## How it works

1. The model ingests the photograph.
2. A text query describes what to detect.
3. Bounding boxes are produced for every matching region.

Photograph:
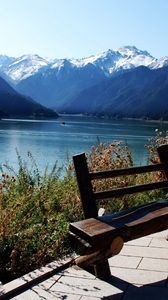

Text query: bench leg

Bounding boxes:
[94,259,111,280]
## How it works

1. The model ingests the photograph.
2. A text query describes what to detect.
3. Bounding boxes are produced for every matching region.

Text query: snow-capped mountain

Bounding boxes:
[1,54,50,82]
[0,46,168,113]
[0,46,166,84]
[70,46,156,76]
[0,55,15,68]
[69,49,122,76]
[149,56,168,69]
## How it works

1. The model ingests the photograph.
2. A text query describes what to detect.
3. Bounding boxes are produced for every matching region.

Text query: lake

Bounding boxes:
[0,116,167,173]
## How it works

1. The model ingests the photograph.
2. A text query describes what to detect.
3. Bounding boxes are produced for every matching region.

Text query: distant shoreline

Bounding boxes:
[123,117,168,124]
[58,113,168,124]
[2,113,168,125]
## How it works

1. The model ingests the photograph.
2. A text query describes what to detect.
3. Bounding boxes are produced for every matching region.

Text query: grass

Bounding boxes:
[0,132,167,283]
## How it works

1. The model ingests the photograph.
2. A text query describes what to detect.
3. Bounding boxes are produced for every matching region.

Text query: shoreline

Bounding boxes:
[59,113,168,124]
[2,114,168,125]
[123,117,168,124]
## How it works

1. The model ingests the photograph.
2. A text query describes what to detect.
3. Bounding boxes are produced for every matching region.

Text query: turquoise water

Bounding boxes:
[0,116,167,172]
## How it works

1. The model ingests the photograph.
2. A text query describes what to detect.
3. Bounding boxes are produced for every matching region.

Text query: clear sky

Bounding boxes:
[0,0,167,59]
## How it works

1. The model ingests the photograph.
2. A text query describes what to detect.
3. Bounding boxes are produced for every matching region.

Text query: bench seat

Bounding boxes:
[70,200,168,253]
[70,145,168,279]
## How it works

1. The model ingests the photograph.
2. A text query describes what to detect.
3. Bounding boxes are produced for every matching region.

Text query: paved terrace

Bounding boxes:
[0,229,168,300]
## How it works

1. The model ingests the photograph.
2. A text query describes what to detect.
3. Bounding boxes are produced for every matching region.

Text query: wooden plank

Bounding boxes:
[99,200,168,221]
[94,180,168,200]
[127,206,168,226]
[89,163,165,180]
[99,201,168,225]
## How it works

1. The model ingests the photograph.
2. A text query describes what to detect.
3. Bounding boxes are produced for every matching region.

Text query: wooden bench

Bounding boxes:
[69,144,168,279]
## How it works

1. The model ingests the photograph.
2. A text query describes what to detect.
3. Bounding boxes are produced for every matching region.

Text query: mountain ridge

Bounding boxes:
[62,66,168,120]
[0,46,167,83]
[0,46,168,119]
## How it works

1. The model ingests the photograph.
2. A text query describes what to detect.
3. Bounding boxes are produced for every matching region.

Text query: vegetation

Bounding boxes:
[0,131,167,283]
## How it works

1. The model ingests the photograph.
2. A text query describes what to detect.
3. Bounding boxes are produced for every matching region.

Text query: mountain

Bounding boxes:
[79,46,155,76]
[0,46,168,118]
[62,66,168,120]
[0,46,157,81]
[16,59,105,109]
[0,46,167,111]
[0,76,58,118]
[0,54,49,83]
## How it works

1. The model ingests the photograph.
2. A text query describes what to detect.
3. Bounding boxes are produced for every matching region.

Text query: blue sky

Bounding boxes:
[0,0,167,59]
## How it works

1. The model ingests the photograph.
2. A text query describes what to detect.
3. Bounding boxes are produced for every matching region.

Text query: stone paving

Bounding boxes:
[0,229,168,300]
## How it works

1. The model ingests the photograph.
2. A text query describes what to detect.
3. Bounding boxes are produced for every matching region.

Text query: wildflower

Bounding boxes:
[11,176,16,182]
[28,185,32,191]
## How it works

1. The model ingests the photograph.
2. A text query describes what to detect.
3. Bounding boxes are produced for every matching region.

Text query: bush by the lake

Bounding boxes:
[0,133,167,283]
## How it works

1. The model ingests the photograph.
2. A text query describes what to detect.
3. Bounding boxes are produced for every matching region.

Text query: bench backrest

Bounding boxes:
[73,144,168,218]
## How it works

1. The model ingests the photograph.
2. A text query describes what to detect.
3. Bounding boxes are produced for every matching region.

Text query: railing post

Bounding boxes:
[73,153,98,218]
[157,144,168,179]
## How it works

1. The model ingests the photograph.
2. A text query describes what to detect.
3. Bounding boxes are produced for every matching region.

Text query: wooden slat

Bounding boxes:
[94,180,168,200]
[89,163,165,180]
[99,200,168,225]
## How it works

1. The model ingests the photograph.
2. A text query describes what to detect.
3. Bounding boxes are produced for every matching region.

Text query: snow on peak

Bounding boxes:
[0,55,15,68]
[68,49,122,76]
[149,56,168,69]
[69,46,156,76]
[0,46,168,83]
[118,45,152,58]
[72,46,155,76]
[5,54,50,81]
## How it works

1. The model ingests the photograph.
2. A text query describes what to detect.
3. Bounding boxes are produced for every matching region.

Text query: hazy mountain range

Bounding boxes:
[0,46,168,119]
[64,66,168,119]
